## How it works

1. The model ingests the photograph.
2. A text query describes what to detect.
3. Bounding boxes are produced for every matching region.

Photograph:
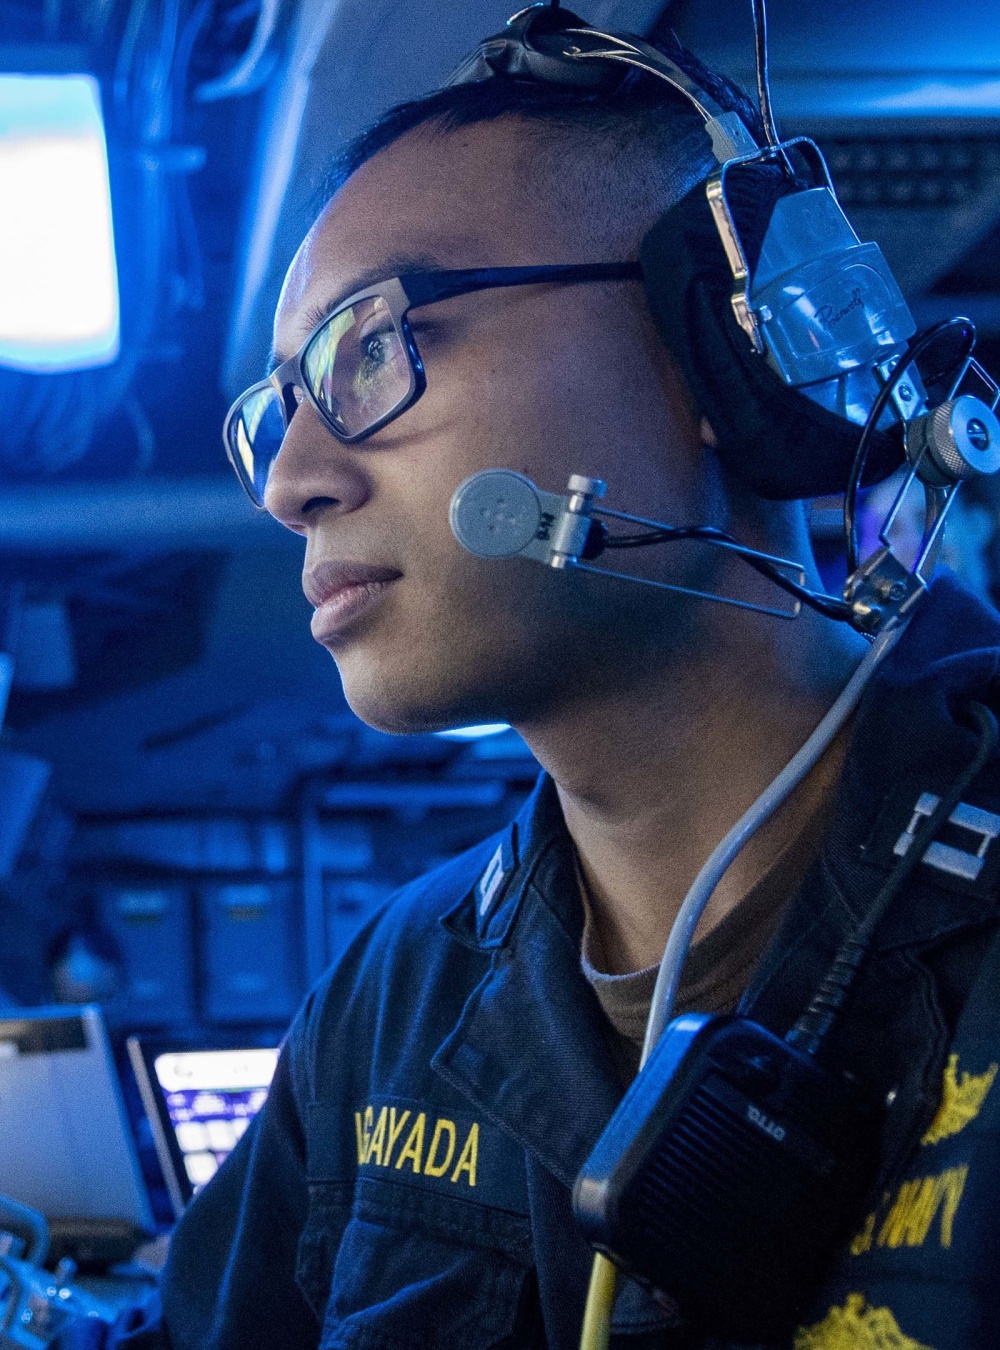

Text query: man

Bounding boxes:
[91,18,1000,1350]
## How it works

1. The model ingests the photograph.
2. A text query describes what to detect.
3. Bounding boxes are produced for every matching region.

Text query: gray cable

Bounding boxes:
[639,619,907,1068]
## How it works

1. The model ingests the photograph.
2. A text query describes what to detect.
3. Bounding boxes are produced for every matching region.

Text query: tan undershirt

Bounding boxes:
[578,791,834,1079]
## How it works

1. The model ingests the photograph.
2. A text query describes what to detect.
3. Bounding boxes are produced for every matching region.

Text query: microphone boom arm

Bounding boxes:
[449,469,851,623]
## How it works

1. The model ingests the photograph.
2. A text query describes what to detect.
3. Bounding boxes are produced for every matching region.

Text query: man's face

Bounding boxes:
[266,119,712,733]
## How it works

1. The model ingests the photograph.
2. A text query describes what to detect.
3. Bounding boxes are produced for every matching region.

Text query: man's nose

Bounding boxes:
[263,400,370,530]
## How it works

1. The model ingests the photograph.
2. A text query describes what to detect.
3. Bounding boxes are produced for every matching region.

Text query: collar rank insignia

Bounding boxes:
[893,792,1000,884]
[477,844,506,918]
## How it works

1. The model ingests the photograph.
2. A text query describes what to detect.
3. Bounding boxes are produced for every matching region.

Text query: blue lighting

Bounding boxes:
[0,74,120,373]
[435,723,511,741]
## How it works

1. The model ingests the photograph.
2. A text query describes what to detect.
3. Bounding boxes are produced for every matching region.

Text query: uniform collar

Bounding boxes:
[445,574,1000,955]
[435,776,622,1187]
[820,573,1000,948]
[439,773,578,952]
[436,791,671,1335]
[744,574,1000,1031]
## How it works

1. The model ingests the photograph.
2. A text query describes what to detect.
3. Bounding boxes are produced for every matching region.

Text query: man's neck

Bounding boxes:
[514,599,867,974]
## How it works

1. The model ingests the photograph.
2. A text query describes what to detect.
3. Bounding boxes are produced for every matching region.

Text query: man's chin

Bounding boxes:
[338,671,502,738]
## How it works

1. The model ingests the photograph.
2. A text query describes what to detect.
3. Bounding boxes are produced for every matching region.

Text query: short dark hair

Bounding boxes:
[322,21,763,206]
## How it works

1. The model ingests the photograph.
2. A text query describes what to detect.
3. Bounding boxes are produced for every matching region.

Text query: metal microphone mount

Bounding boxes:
[845,363,1000,633]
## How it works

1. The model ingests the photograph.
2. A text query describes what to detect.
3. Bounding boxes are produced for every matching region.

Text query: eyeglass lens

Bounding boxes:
[228,294,412,505]
[303,295,410,437]
[230,385,284,505]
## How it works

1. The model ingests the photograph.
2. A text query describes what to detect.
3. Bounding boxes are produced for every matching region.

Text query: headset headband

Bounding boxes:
[443,4,923,500]
[446,5,759,164]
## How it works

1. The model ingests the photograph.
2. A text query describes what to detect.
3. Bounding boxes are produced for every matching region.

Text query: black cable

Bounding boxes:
[751,0,779,150]
[749,0,801,187]
[843,318,977,576]
[602,524,855,621]
[788,700,999,1056]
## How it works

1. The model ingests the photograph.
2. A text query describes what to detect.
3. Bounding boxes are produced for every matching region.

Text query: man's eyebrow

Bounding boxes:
[268,251,445,373]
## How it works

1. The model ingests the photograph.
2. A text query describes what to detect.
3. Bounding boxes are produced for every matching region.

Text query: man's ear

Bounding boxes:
[699,417,717,449]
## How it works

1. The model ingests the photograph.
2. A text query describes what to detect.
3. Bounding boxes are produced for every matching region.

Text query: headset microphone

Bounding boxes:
[450,469,848,622]
[448,469,574,561]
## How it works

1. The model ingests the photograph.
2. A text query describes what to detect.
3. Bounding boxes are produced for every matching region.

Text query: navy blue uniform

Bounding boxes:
[84,576,1000,1349]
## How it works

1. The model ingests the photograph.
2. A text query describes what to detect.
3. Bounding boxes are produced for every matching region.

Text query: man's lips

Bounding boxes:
[304,561,402,643]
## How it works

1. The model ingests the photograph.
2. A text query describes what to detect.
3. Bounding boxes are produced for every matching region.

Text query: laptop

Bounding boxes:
[127,1038,279,1217]
[0,1006,154,1261]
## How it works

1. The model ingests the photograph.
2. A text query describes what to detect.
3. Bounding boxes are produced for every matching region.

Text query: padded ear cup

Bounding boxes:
[640,183,905,501]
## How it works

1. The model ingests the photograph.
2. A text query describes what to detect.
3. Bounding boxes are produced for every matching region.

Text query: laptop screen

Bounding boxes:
[128,1041,278,1214]
[0,1007,153,1233]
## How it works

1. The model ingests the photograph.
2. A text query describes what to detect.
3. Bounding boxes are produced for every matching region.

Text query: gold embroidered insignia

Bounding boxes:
[922,1053,998,1146]
[794,1293,934,1350]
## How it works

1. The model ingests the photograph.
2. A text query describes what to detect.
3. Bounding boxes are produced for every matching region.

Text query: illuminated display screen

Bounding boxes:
[0,73,120,372]
[153,1048,278,1191]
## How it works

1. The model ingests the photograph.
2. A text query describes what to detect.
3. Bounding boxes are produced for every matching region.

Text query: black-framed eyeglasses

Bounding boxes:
[223,262,643,508]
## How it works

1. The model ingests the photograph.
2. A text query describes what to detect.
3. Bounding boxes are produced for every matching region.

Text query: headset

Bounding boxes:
[442,5,1000,1346]
[446,0,1000,637]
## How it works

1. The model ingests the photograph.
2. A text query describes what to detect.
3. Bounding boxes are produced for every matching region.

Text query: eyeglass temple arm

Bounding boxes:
[399,261,643,307]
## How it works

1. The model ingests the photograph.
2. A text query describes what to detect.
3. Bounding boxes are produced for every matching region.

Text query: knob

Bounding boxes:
[907,395,1000,486]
